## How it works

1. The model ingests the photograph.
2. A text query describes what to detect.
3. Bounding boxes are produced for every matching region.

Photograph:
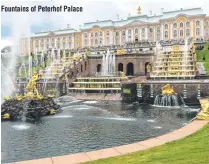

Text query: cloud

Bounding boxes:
[1,0,209,39]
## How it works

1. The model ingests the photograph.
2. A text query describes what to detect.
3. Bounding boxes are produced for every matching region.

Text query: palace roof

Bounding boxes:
[32,28,77,38]
[80,7,205,30]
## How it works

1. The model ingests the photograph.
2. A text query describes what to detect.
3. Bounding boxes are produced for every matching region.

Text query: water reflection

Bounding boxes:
[1,100,199,163]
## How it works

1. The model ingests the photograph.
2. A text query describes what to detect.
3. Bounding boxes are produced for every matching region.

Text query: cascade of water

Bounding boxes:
[101,49,115,76]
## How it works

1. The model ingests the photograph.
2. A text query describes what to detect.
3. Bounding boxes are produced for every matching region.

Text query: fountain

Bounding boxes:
[102,49,115,76]
[1,72,62,122]
[154,84,185,107]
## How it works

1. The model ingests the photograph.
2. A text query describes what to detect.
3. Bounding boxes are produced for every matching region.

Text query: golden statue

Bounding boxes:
[146,64,151,72]
[25,72,43,100]
[161,84,176,96]
[197,100,209,120]
[137,6,141,15]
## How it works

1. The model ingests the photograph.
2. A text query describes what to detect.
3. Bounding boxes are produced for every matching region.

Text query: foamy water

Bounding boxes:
[147,119,155,123]
[154,126,162,129]
[106,117,136,121]
[49,115,73,118]
[12,124,30,130]
[83,101,97,104]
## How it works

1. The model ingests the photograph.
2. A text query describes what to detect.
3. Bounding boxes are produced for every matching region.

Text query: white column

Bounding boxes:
[170,23,173,39]
[125,29,128,42]
[161,23,164,40]
[201,19,204,38]
[145,27,148,40]
[88,33,91,47]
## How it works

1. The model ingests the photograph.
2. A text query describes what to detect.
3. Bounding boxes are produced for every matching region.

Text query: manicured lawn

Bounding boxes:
[196,43,209,75]
[84,123,209,164]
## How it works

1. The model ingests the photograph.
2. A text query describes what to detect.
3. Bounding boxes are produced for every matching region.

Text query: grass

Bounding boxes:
[84,123,209,164]
[196,43,209,75]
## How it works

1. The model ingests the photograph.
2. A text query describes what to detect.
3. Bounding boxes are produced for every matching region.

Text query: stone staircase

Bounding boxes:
[150,45,196,80]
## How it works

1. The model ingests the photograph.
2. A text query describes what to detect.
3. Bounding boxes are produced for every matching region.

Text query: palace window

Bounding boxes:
[116,38,119,45]
[122,31,126,36]
[91,39,93,46]
[186,21,190,28]
[106,31,109,36]
[196,20,200,26]
[180,30,184,37]
[135,28,138,34]
[84,33,87,38]
[100,38,103,45]
[116,31,119,36]
[164,31,168,39]
[173,23,177,28]
[63,42,66,49]
[180,22,184,28]
[128,29,131,36]
[69,36,72,40]
[205,22,209,26]
[173,30,177,38]
[95,32,98,37]
[164,24,168,30]
[84,39,87,46]
[100,31,103,37]
[106,37,109,45]
[63,37,66,41]
[57,43,60,49]
[91,33,94,37]
[52,38,55,42]
[196,28,200,36]
[141,28,145,37]
[57,37,60,42]
[186,29,190,37]
[69,42,71,48]
[205,29,209,36]
[95,39,98,45]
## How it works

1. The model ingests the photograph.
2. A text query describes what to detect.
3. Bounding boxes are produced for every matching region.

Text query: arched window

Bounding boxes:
[157,27,160,33]
[186,21,190,28]
[173,30,177,38]
[95,32,98,37]
[205,22,208,26]
[196,28,200,36]
[84,33,87,38]
[116,31,119,36]
[95,39,98,45]
[205,29,209,36]
[135,28,138,34]
[180,30,184,37]
[165,31,168,38]
[128,29,131,36]
[100,31,103,37]
[180,22,184,28]
[116,38,119,45]
[196,20,200,26]
[106,37,109,45]
[91,39,93,46]
[106,31,109,36]
[122,31,126,36]
[84,39,87,46]
[164,24,168,30]
[91,33,93,37]
[173,23,177,28]
[141,28,145,37]
[186,29,190,37]
[157,27,161,40]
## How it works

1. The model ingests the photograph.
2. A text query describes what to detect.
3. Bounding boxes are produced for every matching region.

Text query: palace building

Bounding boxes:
[20,7,209,55]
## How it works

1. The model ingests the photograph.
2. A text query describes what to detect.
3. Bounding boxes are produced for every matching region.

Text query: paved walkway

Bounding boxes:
[8,119,208,164]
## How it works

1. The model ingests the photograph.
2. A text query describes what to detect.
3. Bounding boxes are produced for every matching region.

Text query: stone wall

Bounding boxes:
[122,82,209,105]
[87,54,153,76]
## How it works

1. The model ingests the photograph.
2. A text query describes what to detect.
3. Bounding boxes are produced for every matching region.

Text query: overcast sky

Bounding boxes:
[1,0,209,48]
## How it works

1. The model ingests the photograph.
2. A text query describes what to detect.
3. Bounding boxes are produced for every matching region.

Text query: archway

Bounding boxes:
[126,62,134,76]
[145,62,151,75]
[81,65,83,72]
[97,64,101,72]
[85,61,87,70]
[118,63,123,72]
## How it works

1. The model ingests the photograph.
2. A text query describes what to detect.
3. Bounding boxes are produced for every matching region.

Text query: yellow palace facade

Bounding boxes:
[20,7,209,55]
